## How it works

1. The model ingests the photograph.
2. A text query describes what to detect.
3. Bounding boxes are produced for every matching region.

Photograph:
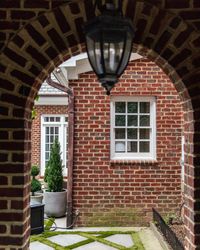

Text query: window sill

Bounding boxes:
[110,159,158,165]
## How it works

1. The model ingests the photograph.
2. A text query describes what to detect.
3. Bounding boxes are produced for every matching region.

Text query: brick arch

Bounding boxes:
[0,0,93,115]
[126,1,197,104]
[1,0,199,108]
[1,0,198,114]
[0,0,200,249]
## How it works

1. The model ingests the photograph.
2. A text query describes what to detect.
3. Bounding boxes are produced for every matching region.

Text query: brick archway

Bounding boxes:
[0,0,200,249]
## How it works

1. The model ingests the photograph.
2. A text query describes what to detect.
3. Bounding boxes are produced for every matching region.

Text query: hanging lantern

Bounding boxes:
[84,1,135,95]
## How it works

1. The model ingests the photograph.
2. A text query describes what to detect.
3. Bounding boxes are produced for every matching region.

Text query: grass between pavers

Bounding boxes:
[44,217,56,230]
[31,218,144,249]
[31,230,145,249]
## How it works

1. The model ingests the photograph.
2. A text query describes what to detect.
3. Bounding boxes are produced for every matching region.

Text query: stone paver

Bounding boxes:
[30,217,165,250]
[56,226,142,232]
[30,241,54,250]
[105,234,134,247]
[139,228,164,250]
[48,234,87,246]
[73,241,117,250]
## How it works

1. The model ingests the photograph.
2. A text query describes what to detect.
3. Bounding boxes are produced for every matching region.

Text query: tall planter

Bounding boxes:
[44,190,67,217]
[44,138,67,217]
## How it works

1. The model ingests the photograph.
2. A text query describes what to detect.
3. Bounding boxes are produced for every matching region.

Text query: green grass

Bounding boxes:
[44,217,55,230]
[30,218,145,249]
[31,230,144,249]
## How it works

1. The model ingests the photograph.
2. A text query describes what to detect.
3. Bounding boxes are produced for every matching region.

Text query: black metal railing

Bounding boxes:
[152,208,184,250]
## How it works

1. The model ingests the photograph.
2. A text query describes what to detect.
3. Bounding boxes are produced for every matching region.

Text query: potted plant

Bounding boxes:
[43,138,67,217]
[30,165,43,205]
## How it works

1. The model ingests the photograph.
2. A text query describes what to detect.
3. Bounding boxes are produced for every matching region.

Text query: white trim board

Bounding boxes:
[35,96,68,106]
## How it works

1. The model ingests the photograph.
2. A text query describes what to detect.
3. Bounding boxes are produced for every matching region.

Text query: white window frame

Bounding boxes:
[41,115,68,176]
[110,96,156,160]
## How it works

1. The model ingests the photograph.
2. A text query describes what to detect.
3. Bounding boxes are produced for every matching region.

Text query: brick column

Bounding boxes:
[0,114,31,249]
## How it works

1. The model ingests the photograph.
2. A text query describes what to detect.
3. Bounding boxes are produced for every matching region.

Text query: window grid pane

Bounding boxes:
[114,101,151,154]
[127,141,137,152]
[128,102,138,113]
[139,141,150,152]
[128,115,138,126]
[115,102,126,113]
[140,102,150,113]
[115,128,126,139]
[127,128,137,139]
[140,115,150,126]
[139,128,150,139]
[115,141,125,152]
[115,115,126,126]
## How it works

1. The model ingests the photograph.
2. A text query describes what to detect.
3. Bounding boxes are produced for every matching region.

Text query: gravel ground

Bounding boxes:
[169,224,185,247]
[157,223,185,250]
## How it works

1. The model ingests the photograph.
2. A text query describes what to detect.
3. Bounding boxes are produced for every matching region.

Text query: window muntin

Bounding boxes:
[111,97,156,160]
[41,115,68,176]
[44,116,61,122]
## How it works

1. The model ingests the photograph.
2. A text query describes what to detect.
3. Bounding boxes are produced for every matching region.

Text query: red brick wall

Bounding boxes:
[1,0,200,52]
[69,58,183,226]
[31,105,68,168]
[0,1,199,248]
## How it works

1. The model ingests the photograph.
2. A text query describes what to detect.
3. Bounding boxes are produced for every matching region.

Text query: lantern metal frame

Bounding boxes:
[84,0,135,95]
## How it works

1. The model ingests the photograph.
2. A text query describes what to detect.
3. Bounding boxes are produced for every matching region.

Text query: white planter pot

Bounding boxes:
[44,190,67,217]
[30,193,43,205]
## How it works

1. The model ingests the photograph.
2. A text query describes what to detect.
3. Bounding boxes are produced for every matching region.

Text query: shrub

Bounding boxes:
[31,178,42,195]
[44,161,49,183]
[31,165,40,177]
[44,138,63,192]
[31,165,41,196]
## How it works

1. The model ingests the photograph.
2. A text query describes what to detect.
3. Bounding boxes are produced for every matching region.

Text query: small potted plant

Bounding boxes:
[44,138,67,217]
[30,165,43,205]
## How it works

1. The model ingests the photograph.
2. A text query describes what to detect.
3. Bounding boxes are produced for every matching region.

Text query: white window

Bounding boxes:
[41,115,68,176]
[110,96,156,160]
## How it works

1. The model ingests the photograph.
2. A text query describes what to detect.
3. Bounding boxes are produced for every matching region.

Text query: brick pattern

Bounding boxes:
[0,0,199,249]
[0,0,200,52]
[69,59,183,226]
[31,105,68,167]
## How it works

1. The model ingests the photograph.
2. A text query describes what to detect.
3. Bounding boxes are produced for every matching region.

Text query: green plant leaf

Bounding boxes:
[45,138,64,192]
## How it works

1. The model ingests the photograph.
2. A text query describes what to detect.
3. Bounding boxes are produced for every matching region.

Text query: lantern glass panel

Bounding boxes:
[118,32,133,75]
[103,30,124,74]
[87,35,103,75]
[94,40,103,74]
